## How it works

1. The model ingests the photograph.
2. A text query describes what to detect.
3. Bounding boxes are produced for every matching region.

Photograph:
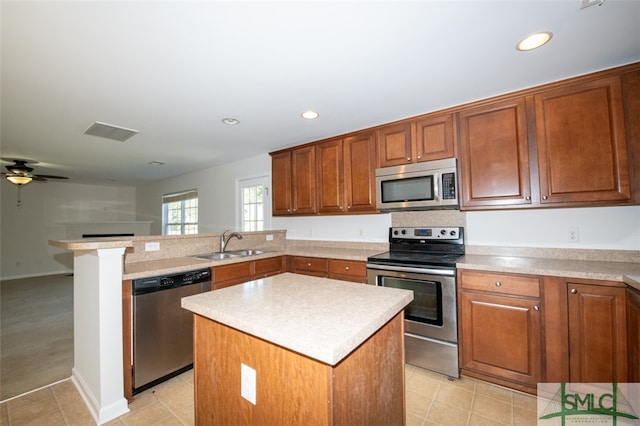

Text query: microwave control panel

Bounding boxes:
[441,172,456,200]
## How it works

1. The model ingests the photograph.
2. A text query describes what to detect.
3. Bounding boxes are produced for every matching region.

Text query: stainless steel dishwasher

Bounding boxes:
[132,268,211,393]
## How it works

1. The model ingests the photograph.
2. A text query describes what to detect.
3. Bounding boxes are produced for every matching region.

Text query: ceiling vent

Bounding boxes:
[84,121,139,142]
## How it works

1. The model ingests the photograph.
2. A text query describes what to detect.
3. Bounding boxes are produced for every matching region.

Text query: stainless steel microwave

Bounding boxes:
[375,158,459,211]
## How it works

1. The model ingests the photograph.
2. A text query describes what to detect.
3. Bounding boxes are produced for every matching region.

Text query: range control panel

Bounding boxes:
[390,227,461,240]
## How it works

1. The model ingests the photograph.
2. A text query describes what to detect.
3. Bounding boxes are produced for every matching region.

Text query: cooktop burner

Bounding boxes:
[367,226,465,268]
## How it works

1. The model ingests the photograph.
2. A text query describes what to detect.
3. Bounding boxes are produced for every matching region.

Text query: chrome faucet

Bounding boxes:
[220,230,243,252]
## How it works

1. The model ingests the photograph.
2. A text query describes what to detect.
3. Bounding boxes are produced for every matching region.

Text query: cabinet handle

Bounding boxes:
[347,205,351,209]
[495,281,502,287]
[406,157,411,161]
[345,266,350,271]
[534,305,540,311]
[570,288,577,294]
[525,196,531,201]
[417,155,421,160]
[307,263,311,267]
[542,195,548,200]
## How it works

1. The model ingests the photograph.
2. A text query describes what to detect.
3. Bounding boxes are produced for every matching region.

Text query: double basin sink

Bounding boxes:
[193,249,266,261]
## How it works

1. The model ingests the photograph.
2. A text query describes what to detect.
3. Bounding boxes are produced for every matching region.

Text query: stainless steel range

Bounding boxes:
[367,226,464,378]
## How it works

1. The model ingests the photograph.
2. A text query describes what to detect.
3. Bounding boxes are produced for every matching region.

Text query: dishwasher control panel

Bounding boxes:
[133,268,211,295]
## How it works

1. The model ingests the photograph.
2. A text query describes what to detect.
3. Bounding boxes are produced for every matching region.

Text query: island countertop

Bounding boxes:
[181,273,413,366]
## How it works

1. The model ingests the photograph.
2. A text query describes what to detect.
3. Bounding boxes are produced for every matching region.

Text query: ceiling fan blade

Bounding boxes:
[35,174,68,179]
[31,175,48,181]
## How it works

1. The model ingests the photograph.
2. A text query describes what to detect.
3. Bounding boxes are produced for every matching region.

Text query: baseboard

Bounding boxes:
[0,269,73,281]
[71,368,129,425]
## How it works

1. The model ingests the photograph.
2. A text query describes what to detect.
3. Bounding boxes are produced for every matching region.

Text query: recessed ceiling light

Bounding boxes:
[516,31,553,51]
[222,117,240,125]
[148,160,165,166]
[301,110,319,120]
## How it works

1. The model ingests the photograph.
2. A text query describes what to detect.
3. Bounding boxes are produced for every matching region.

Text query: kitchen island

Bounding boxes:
[181,273,413,425]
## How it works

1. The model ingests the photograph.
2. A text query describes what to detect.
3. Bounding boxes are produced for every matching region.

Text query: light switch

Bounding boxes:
[241,363,256,405]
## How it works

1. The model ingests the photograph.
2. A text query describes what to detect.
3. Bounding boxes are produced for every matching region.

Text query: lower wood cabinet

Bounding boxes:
[566,281,628,383]
[287,256,329,278]
[458,270,542,393]
[628,287,640,382]
[193,312,405,425]
[328,259,367,283]
[213,257,285,290]
[287,256,367,283]
[543,277,629,383]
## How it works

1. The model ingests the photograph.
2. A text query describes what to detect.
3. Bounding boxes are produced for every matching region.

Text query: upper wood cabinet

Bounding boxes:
[377,113,456,168]
[459,72,635,210]
[275,131,377,216]
[271,146,316,215]
[534,76,631,204]
[376,122,413,167]
[458,97,532,208]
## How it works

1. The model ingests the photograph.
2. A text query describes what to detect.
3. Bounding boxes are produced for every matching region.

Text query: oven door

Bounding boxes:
[367,264,458,343]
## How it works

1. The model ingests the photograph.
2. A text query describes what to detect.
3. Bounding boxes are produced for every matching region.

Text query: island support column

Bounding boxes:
[71,248,129,425]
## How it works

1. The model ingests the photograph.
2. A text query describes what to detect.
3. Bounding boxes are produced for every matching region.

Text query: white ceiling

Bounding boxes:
[2,0,639,186]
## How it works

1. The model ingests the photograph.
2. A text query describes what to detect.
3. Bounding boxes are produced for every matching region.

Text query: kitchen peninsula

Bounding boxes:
[181,273,413,425]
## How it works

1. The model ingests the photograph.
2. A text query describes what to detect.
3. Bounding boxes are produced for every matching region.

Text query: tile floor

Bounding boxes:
[0,365,538,425]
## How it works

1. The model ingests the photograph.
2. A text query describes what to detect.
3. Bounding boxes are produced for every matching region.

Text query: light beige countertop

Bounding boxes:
[458,254,640,291]
[122,247,383,280]
[181,272,413,365]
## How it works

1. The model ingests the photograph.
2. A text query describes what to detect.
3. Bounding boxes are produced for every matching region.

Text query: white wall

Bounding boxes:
[466,206,640,250]
[136,154,272,235]
[136,153,640,251]
[1,180,137,279]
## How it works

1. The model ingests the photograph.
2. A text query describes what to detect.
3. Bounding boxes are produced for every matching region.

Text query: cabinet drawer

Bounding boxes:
[289,256,328,275]
[460,270,540,298]
[254,256,284,278]
[328,259,367,279]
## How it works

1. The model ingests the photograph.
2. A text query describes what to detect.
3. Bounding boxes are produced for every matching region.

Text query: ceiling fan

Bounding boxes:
[2,159,69,186]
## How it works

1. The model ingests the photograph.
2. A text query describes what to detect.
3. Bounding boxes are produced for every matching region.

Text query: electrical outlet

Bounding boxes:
[241,363,256,405]
[568,227,580,242]
[145,241,160,251]
[265,234,273,241]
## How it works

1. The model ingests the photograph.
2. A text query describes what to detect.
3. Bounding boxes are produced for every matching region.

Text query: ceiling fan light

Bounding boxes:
[6,175,33,185]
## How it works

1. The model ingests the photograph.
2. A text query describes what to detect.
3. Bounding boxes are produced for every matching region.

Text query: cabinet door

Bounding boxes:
[343,132,377,213]
[213,261,253,290]
[459,290,541,388]
[628,288,640,383]
[534,76,630,204]
[377,122,413,167]
[291,146,317,214]
[271,151,292,215]
[413,113,456,162]
[567,282,627,382]
[316,139,344,214]
[458,97,532,208]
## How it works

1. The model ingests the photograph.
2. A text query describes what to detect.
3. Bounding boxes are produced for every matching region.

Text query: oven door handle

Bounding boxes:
[366,263,455,276]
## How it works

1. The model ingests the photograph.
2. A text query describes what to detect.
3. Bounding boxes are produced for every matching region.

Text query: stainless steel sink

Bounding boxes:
[193,252,241,261]
[193,249,266,261]
[227,249,265,256]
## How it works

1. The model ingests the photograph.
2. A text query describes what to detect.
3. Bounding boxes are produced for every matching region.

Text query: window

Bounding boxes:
[162,189,198,235]
[237,176,270,232]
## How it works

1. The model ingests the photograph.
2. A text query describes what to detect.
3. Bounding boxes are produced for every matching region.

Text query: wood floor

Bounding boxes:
[0,274,74,401]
